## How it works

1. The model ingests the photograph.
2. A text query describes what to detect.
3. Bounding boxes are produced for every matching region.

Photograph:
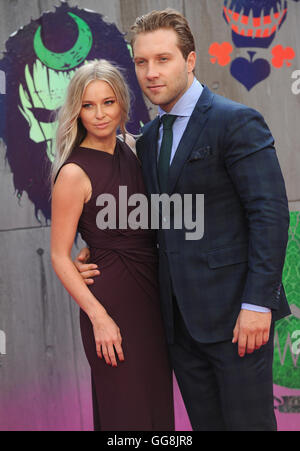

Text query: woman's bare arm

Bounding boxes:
[51,163,124,366]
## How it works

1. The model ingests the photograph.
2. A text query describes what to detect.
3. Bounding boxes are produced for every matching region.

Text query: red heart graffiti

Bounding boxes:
[272,45,295,68]
[209,42,233,66]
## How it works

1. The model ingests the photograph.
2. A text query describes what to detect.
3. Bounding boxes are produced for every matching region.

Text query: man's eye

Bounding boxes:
[159,57,168,62]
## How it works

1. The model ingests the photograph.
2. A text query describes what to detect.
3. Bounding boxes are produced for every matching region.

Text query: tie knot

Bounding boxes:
[161,114,177,130]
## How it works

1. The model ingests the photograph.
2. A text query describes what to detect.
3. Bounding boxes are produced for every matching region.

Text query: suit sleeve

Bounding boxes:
[223,107,289,311]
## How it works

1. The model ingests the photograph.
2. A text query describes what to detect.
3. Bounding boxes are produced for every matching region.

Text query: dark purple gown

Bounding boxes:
[62,138,174,431]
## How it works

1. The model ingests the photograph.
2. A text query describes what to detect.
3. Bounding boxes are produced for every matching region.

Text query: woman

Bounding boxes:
[51,60,174,431]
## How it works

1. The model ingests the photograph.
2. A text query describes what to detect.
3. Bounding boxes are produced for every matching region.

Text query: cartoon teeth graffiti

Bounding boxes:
[223,0,288,48]
[0,3,150,221]
[209,0,298,90]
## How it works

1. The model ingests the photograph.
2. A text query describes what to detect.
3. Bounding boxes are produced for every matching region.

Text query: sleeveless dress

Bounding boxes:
[62,138,174,431]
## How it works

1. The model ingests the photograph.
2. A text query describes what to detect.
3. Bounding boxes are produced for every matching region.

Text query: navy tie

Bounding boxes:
[158,114,177,193]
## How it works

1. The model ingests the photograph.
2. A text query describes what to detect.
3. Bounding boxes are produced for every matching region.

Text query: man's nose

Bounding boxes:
[146,63,159,80]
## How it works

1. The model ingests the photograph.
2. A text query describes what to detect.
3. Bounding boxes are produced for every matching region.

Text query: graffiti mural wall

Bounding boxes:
[209,0,299,90]
[0,2,149,221]
[274,211,300,426]
[207,0,300,430]
[0,0,299,431]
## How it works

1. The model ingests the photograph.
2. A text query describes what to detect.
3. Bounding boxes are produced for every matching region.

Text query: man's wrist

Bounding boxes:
[241,302,271,313]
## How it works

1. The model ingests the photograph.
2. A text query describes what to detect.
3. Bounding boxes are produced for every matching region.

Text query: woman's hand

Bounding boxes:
[90,307,124,367]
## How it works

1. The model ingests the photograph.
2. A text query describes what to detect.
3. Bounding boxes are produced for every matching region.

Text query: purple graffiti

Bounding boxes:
[0,3,150,221]
[231,51,271,90]
[223,0,288,48]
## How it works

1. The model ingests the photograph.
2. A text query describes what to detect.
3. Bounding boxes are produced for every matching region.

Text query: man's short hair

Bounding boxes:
[130,8,195,60]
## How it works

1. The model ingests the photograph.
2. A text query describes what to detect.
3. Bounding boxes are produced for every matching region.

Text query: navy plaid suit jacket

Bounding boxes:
[136,86,291,344]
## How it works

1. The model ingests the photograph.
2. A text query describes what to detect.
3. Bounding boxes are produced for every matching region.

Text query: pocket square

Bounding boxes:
[188,146,213,162]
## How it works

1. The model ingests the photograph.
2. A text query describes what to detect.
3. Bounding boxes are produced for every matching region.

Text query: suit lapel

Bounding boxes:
[168,86,214,194]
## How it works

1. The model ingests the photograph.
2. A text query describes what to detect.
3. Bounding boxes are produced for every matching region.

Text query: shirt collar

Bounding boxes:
[158,77,203,118]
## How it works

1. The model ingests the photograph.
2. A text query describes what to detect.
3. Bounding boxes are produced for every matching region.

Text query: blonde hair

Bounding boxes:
[130,9,195,60]
[51,59,131,187]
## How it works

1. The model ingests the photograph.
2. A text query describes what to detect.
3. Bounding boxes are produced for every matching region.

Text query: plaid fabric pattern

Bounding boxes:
[169,299,277,431]
[137,86,290,344]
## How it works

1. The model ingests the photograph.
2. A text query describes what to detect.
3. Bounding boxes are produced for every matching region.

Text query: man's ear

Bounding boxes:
[187,51,196,73]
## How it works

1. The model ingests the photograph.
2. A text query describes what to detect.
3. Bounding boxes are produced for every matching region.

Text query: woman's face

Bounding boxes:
[79,79,122,142]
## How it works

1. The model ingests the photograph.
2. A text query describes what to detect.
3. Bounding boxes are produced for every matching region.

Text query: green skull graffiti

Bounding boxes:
[18,12,92,162]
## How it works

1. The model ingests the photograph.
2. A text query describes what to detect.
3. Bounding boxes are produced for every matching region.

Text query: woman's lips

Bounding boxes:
[94,122,110,129]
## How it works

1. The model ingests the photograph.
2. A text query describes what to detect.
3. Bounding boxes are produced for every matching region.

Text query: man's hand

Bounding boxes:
[232,309,272,357]
[74,247,100,285]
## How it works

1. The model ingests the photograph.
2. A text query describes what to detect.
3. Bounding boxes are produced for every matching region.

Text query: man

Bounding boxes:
[76,9,290,431]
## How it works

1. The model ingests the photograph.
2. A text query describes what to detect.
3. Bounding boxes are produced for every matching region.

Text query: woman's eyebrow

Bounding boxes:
[82,96,116,102]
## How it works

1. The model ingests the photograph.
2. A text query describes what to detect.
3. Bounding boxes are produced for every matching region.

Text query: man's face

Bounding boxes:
[133,28,195,112]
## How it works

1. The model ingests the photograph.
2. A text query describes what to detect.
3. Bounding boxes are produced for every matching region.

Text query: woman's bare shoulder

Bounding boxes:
[56,162,89,183]
[53,162,91,202]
